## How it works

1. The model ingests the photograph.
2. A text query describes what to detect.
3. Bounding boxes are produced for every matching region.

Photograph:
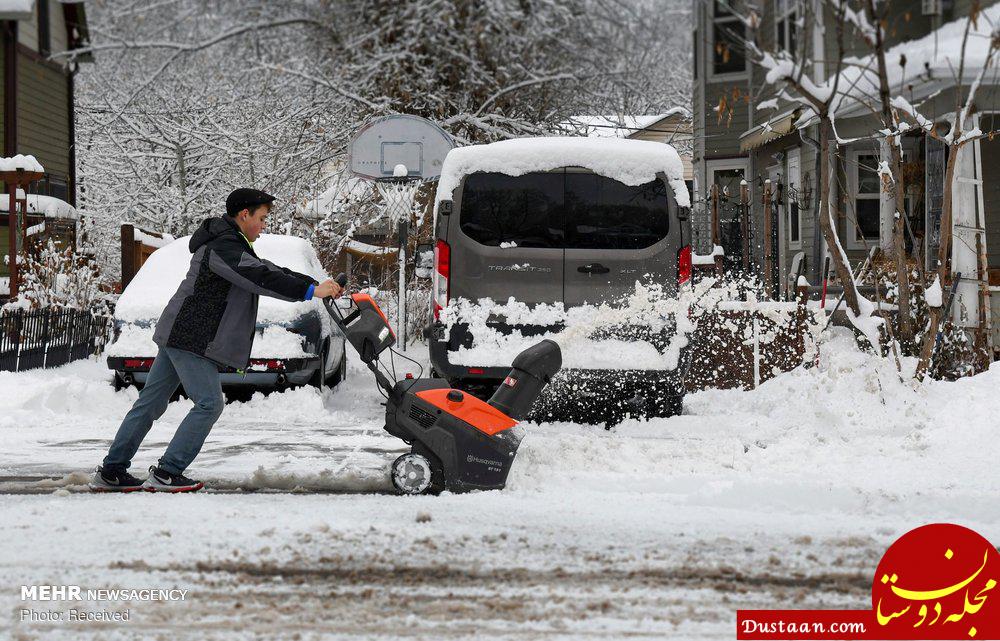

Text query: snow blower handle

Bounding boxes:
[322,273,350,324]
[323,272,397,366]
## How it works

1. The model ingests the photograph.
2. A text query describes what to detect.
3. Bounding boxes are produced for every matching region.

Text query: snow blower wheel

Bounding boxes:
[391,453,435,495]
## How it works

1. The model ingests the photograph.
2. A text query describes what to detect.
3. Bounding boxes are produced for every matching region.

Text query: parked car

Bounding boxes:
[106,234,346,391]
[425,137,692,423]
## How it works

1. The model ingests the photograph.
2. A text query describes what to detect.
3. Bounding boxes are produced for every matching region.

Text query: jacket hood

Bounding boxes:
[190,216,240,253]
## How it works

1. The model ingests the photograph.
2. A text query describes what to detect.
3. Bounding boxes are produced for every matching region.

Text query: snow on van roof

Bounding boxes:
[435,137,690,209]
[116,233,329,324]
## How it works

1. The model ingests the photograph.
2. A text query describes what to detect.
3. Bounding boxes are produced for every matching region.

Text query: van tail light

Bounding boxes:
[677,245,692,285]
[433,239,450,320]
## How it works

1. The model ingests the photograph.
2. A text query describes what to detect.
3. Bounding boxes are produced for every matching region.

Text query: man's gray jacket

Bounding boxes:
[152,216,317,369]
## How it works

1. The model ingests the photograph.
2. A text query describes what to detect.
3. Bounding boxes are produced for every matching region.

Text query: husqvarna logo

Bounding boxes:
[467,454,503,467]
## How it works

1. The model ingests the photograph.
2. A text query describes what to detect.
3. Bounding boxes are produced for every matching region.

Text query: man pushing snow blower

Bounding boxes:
[90,189,343,493]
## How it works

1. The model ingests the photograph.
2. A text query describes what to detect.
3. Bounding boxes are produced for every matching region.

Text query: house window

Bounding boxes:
[709,166,745,198]
[42,175,68,203]
[786,148,802,247]
[853,153,881,245]
[775,0,798,53]
[713,1,747,76]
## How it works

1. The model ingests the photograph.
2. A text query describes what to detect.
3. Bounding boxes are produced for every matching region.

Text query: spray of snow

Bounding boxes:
[443,282,697,371]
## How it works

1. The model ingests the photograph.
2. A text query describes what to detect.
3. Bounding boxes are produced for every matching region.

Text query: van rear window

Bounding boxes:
[458,173,564,248]
[564,173,669,250]
[458,171,668,250]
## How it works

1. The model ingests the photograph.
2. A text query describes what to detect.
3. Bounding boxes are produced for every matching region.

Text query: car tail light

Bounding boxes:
[677,245,692,285]
[433,239,450,320]
[123,358,154,369]
[468,367,485,375]
[249,359,284,371]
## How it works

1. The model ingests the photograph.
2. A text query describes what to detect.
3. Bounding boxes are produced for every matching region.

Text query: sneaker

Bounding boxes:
[142,465,204,493]
[89,466,145,493]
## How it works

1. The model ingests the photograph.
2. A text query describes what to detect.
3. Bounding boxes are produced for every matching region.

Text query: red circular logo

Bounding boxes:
[872,523,1000,639]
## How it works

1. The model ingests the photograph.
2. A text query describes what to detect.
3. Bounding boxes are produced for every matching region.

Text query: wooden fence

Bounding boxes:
[686,287,816,391]
[0,307,111,372]
[121,224,172,291]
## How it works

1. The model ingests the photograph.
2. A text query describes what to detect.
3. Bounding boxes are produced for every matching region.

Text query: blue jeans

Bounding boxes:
[103,346,225,475]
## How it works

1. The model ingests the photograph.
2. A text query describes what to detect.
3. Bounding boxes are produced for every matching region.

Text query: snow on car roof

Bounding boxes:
[435,136,690,210]
[115,233,329,323]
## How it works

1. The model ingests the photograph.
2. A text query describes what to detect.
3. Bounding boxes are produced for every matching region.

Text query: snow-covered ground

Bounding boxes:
[1,330,998,639]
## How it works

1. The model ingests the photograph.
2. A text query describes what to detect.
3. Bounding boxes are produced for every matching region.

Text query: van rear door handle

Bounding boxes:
[577,263,610,275]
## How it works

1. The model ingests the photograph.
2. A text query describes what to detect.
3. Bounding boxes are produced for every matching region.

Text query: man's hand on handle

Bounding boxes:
[314,279,344,299]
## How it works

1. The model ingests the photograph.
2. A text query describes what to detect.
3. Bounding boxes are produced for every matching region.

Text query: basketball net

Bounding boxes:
[375,179,420,225]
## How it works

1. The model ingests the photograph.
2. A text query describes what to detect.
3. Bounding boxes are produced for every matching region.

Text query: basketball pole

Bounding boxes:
[346,114,457,355]
[397,215,407,352]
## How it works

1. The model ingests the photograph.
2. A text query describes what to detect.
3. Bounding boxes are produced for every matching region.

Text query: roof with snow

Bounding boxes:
[299,174,373,220]
[564,110,691,139]
[837,3,1000,111]
[0,194,77,220]
[0,154,44,173]
[435,137,690,209]
[0,1,33,21]
[756,3,1000,129]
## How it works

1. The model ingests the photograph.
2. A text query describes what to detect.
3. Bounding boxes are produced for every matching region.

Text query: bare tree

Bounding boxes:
[69,0,691,276]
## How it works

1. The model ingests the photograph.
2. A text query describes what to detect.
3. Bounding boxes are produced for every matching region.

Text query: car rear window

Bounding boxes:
[459,171,669,250]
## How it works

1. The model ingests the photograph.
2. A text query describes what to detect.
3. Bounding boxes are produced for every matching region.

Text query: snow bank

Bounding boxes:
[115,233,330,325]
[436,137,690,209]
[507,326,1000,524]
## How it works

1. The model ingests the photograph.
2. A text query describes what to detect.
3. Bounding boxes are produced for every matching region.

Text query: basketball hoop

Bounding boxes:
[347,116,456,351]
[374,169,421,225]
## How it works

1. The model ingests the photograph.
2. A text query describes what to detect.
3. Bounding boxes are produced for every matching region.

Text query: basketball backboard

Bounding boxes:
[349,114,455,181]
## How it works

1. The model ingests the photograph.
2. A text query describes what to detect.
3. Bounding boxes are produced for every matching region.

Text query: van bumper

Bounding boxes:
[425,322,689,421]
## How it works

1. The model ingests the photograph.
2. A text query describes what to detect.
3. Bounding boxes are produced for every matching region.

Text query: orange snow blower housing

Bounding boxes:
[325,274,562,494]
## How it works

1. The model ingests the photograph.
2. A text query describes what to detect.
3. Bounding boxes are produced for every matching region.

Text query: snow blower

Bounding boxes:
[324,274,562,495]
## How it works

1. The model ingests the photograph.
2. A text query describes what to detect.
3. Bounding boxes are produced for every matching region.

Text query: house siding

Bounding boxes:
[16,3,37,51]
[15,51,70,180]
[0,43,4,154]
[693,0,975,282]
